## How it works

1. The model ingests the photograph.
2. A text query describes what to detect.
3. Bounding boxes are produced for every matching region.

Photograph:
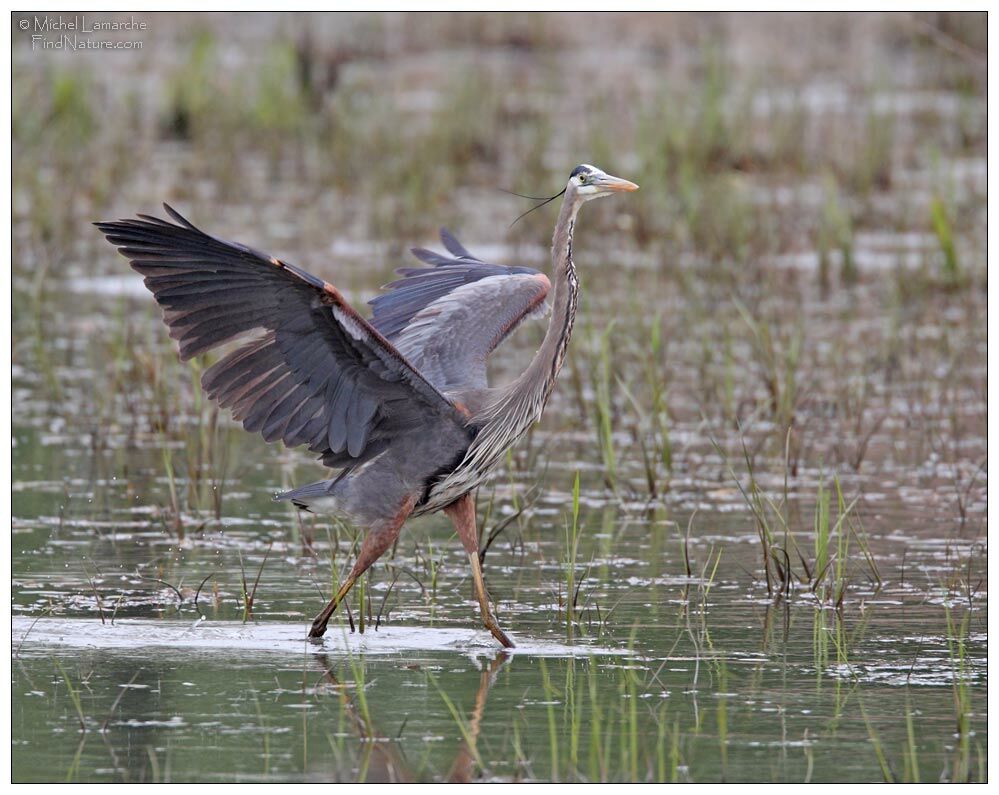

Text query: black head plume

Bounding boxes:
[502,187,566,228]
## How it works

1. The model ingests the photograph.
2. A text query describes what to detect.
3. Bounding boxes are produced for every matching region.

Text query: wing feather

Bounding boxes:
[97,206,472,468]
[368,229,551,392]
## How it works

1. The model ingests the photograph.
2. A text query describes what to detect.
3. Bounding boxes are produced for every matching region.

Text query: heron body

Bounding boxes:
[98,164,638,647]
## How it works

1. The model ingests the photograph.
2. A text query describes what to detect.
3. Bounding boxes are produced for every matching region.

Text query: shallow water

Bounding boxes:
[13,617,630,658]
[12,10,987,783]
[11,437,987,781]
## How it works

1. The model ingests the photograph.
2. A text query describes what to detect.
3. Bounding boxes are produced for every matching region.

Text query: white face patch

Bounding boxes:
[571,165,607,196]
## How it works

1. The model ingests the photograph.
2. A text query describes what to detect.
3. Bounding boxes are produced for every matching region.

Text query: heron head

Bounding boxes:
[508,164,639,226]
[567,164,639,202]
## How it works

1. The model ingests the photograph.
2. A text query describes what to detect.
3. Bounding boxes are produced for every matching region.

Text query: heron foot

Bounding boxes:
[308,576,357,641]
[467,552,515,648]
[482,615,515,648]
[308,620,329,640]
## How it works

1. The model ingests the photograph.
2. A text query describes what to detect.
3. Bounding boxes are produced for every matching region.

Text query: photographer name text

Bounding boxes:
[26,15,147,33]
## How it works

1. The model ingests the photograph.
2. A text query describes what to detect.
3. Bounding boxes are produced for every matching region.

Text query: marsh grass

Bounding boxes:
[429,672,483,770]
[859,672,979,785]
[809,476,868,605]
[733,298,804,441]
[848,109,895,196]
[903,694,920,783]
[944,606,973,782]
[410,535,444,624]
[343,652,376,781]
[510,653,755,783]
[615,313,673,497]
[238,543,272,622]
[53,659,87,733]
[586,321,620,492]
[860,700,896,783]
[533,658,652,783]
[538,659,560,781]
[161,30,217,141]
[929,194,961,287]
[251,691,272,776]
[817,177,856,289]
[723,429,878,607]
[725,438,792,598]
[562,472,583,638]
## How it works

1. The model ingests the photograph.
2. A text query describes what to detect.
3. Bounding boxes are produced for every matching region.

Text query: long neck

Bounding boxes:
[492,194,581,420]
[443,194,582,489]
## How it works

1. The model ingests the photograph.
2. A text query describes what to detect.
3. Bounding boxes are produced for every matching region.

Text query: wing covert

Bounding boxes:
[369,229,551,393]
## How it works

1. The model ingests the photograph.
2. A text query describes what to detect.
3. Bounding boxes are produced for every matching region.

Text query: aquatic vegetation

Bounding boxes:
[161,29,218,141]
[817,177,856,289]
[929,194,961,287]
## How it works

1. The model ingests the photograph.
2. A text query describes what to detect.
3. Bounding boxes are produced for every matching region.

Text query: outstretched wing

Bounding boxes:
[97,206,473,469]
[369,229,551,393]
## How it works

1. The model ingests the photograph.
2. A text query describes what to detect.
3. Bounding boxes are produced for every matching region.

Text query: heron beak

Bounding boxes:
[597,174,640,193]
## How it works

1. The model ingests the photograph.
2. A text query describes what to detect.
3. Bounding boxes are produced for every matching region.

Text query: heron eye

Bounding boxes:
[578,174,588,184]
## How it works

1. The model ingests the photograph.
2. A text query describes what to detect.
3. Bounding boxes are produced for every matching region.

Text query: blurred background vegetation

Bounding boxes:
[12,11,986,495]
[13,12,986,274]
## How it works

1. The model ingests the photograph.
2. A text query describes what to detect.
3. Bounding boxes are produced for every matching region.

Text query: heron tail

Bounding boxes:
[274,480,337,512]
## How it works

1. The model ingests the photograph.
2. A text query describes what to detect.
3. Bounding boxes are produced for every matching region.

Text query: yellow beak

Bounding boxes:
[598,174,640,192]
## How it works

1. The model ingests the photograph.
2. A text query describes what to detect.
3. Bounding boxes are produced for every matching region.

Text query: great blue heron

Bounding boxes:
[97,163,638,648]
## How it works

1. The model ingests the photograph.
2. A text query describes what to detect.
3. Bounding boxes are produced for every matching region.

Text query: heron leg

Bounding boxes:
[444,493,515,649]
[309,494,417,640]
